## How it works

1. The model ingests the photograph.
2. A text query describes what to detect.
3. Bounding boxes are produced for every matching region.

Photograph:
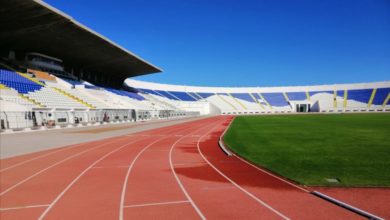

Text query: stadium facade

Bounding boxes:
[126,79,390,115]
[0,0,389,132]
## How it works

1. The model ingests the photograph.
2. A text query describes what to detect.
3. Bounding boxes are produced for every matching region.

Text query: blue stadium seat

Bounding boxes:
[188,92,200,100]
[122,90,145,101]
[197,92,214,99]
[0,69,43,94]
[138,88,163,96]
[337,90,344,98]
[251,93,261,100]
[155,90,179,100]
[262,93,289,107]
[231,93,255,102]
[372,88,390,105]
[106,88,145,101]
[348,89,372,104]
[286,92,307,101]
[168,91,197,101]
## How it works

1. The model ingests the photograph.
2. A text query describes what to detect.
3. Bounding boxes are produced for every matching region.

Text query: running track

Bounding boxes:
[0,116,363,219]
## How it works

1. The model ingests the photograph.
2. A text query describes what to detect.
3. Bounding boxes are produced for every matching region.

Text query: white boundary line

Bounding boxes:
[119,120,210,220]
[220,117,386,219]
[0,204,49,211]
[118,137,169,220]
[219,116,310,193]
[217,117,234,156]
[123,200,189,208]
[0,138,119,172]
[169,119,227,220]
[233,155,310,193]
[0,115,204,167]
[197,119,290,220]
[38,138,143,220]
[0,137,129,196]
[0,143,85,173]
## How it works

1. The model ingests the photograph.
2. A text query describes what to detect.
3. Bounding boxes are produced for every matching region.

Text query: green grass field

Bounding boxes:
[224,113,390,186]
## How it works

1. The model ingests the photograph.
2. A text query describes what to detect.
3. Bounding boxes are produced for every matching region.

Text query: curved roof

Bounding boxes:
[0,0,161,82]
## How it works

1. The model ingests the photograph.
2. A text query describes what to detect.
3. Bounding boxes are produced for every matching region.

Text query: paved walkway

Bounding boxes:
[0,117,206,159]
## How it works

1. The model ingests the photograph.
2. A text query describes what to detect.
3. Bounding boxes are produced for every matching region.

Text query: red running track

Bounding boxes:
[0,116,365,219]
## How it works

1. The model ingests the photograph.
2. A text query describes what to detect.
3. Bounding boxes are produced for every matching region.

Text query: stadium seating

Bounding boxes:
[57,87,110,109]
[372,88,390,106]
[2,68,389,123]
[168,91,197,101]
[196,92,215,99]
[0,85,37,108]
[154,90,179,100]
[229,93,266,110]
[250,93,268,109]
[104,88,159,110]
[207,94,237,111]
[217,93,241,110]
[1,69,95,109]
[129,79,390,114]
[231,93,255,103]
[27,87,86,108]
[106,88,145,101]
[187,92,201,100]
[346,89,373,109]
[0,69,43,94]
[82,87,133,109]
[261,93,290,107]
[286,92,307,101]
[138,88,161,96]
[136,87,211,113]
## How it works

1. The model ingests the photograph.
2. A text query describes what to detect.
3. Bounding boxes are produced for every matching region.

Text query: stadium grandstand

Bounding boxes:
[126,79,390,115]
[0,0,198,132]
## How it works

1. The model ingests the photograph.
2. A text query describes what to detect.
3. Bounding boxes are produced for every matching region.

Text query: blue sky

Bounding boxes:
[46,0,389,87]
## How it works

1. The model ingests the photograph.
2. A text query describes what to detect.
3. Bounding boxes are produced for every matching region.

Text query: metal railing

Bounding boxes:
[0,109,200,132]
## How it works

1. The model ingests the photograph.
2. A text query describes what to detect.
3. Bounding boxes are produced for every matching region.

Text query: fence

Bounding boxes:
[0,109,200,132]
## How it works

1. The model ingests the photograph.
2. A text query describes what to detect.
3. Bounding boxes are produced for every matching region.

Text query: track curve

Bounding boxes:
[0,116,364,219]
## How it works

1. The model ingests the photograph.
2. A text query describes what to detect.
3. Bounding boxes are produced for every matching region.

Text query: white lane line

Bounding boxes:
[119,137,168,220]
[38,138,143,220]
[119,122,207,220]
[0,117,189,171]
[217,117,234,156]
[169,121,224,220]
[0,137,129,196]
[233,155,310,193]
[123,200,189,208]
[0,142,87,173]
[197,120,290,220]
[0,117,201,171]
[0,204,49,211]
